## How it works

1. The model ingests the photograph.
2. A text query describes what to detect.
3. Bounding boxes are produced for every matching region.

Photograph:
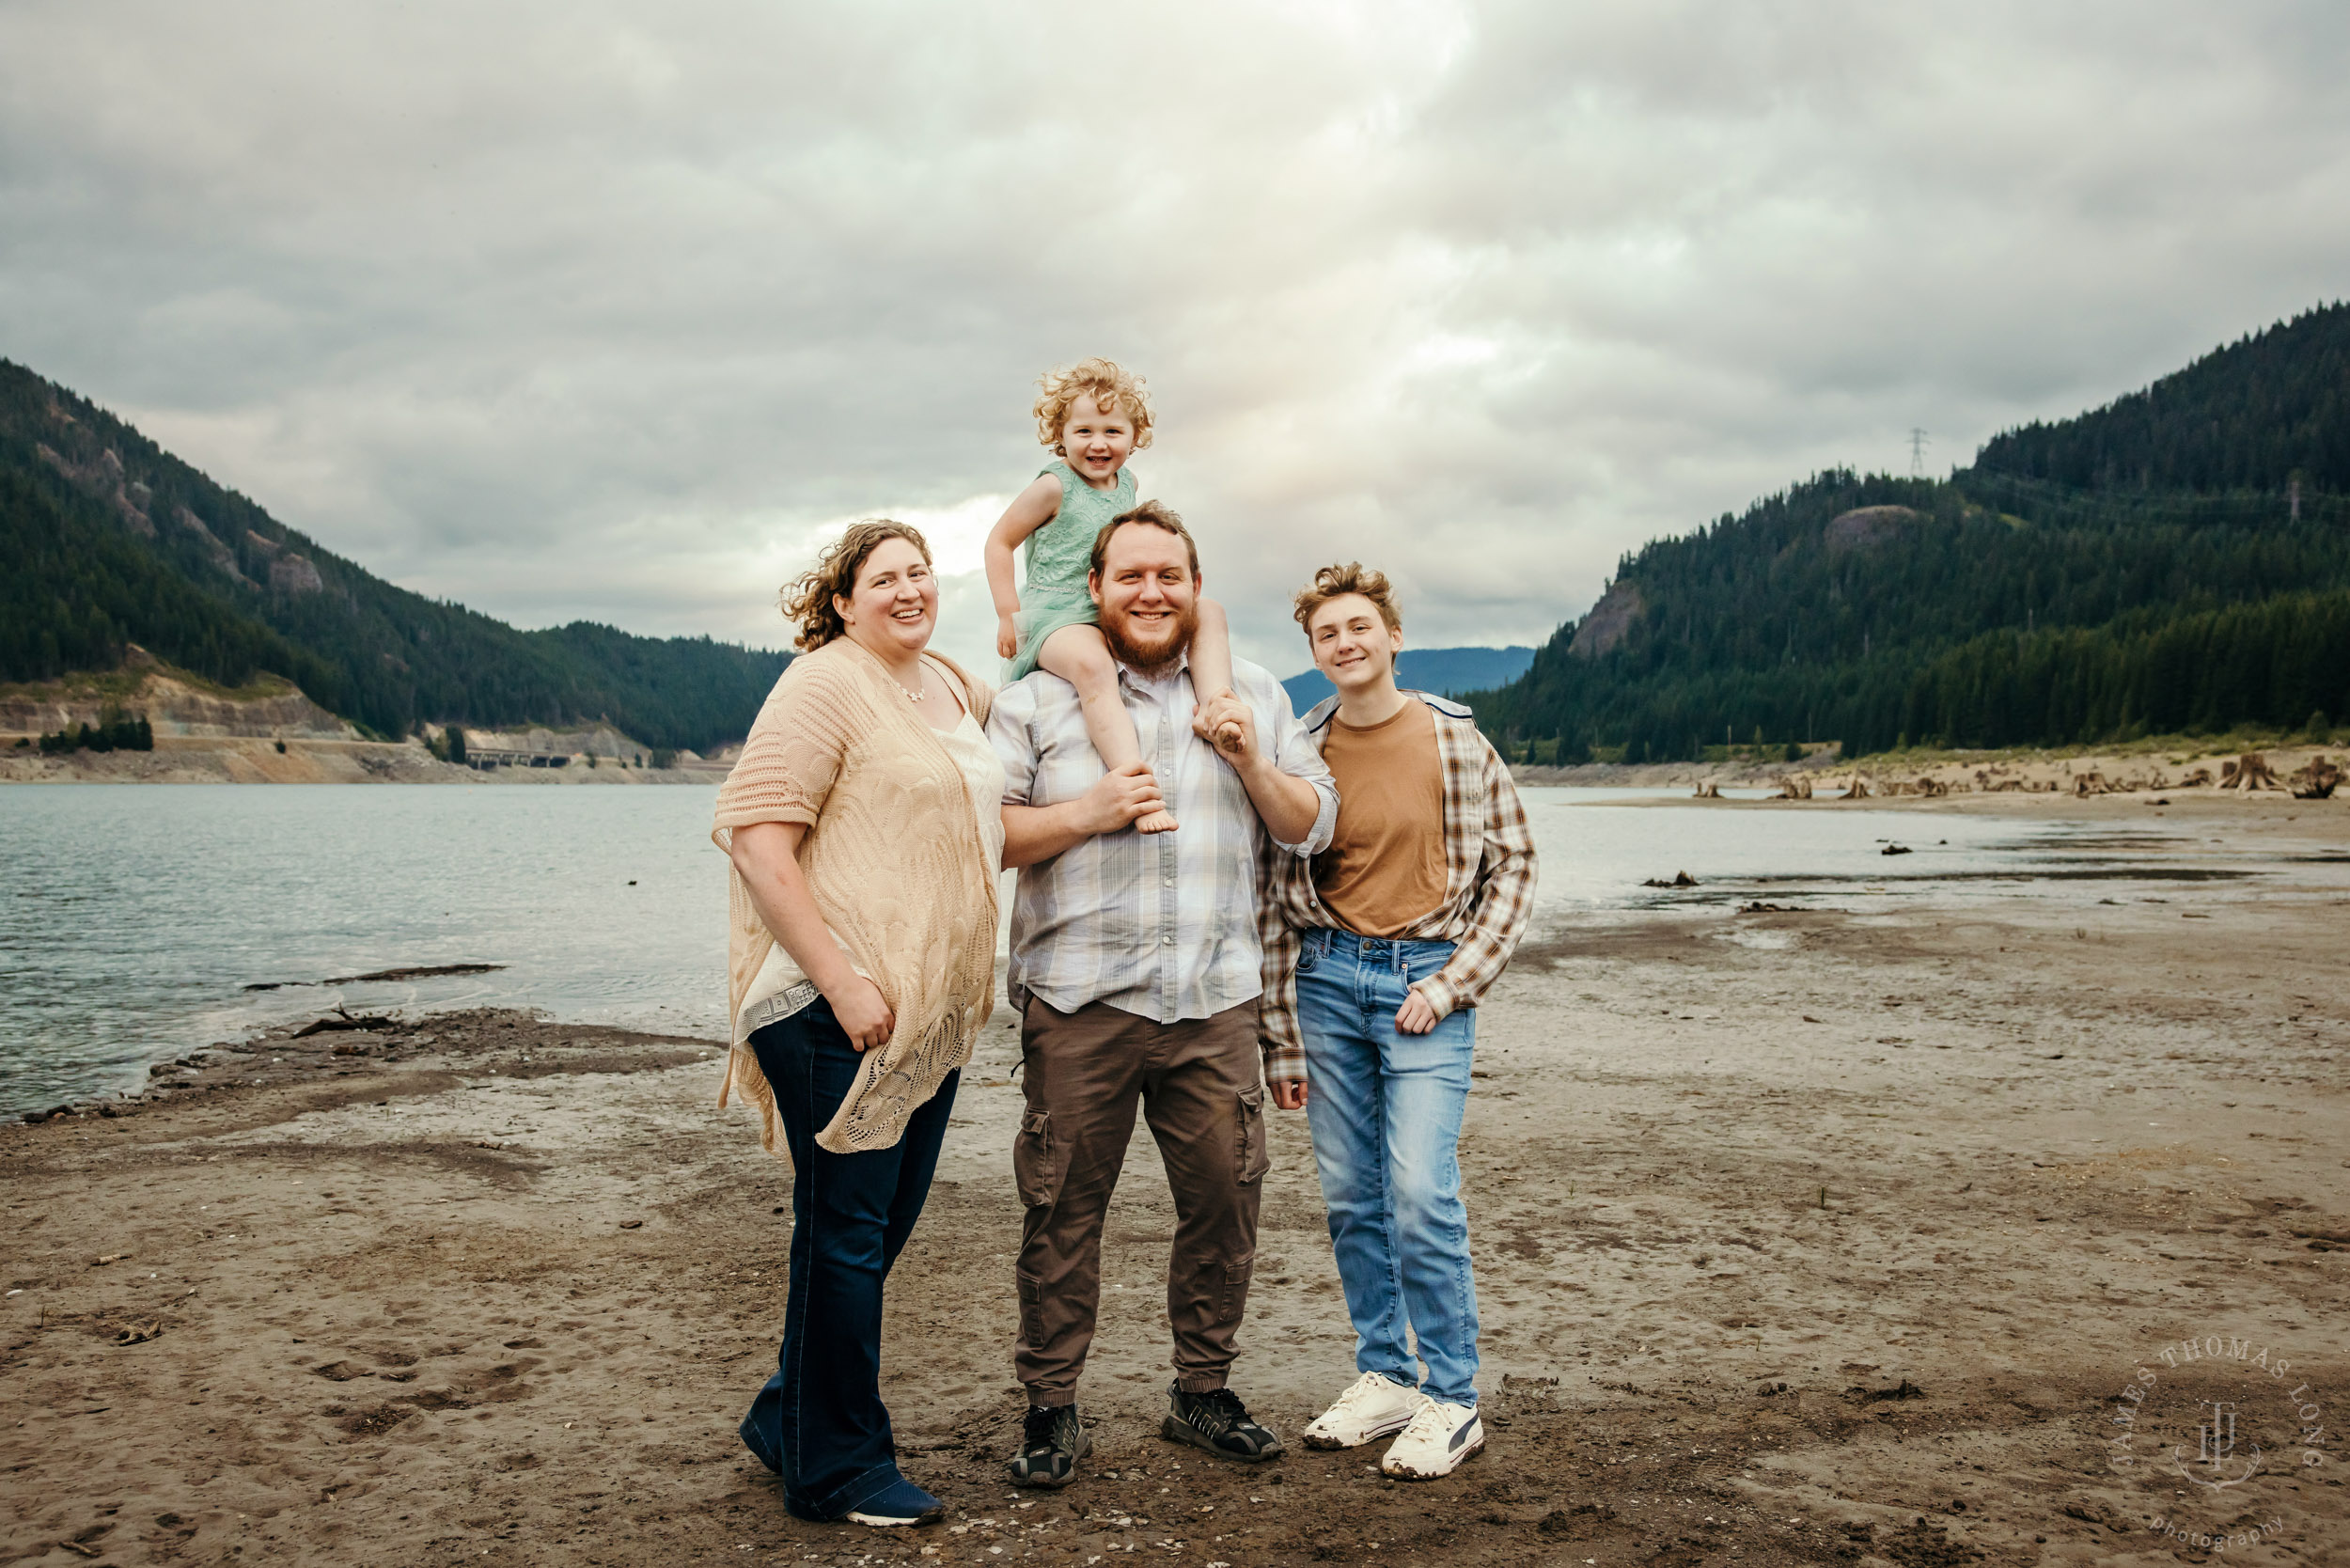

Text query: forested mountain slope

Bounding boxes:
[1470,305,2350,759]
[0,362,787,750]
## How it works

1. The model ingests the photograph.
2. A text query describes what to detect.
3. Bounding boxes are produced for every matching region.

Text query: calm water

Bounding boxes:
[0,783,2323,1116]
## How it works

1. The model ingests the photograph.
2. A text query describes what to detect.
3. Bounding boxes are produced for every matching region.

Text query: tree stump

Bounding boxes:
[2289,756,2341,800]
[2219,752,2285,792]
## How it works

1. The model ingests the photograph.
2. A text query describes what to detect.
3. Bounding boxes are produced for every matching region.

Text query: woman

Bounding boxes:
[713,520,1003,1528]
[1258,562,1536,1482]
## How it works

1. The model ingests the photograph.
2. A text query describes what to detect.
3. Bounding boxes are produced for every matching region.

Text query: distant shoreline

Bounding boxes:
[1,735,731,785]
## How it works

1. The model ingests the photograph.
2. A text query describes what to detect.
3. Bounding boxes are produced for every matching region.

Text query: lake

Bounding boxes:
[0,783,2310,1116]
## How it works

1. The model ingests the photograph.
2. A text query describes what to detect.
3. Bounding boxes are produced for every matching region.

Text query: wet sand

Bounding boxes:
[3,794,2344,1566]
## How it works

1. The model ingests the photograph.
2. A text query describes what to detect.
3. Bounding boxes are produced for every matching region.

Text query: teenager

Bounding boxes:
[1258,562,1537,1480]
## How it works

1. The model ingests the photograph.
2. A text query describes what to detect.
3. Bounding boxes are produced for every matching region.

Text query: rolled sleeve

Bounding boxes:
[1257,670,1338,856]
[986,681,1041,805]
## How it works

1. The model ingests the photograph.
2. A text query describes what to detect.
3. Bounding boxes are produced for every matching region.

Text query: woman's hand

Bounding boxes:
[1395,987,1440,1036]
[996,615,1021,661]
[825,974,897,1051]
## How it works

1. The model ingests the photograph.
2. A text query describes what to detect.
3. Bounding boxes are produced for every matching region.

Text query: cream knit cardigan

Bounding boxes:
[711,638,998,1156]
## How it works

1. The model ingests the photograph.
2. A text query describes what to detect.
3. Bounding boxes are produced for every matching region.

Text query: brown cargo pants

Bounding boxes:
[1011,996,1271,1406]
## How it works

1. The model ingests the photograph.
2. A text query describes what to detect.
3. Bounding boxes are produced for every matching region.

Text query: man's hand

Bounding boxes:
[1395,987,1440,1036]
[1196,693,1257,762]
[1270,1078,1308,1111]
[1078,762,1165,836]
[826,973,896,1051]
[995,615,1020,661]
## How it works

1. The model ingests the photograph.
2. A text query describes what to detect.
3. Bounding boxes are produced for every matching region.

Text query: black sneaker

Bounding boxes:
[1008,1403,1089,1488]
[1160,1383,1284,1463]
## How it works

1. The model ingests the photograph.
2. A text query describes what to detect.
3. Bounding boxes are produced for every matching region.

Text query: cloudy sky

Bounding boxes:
[5,2,2347,677]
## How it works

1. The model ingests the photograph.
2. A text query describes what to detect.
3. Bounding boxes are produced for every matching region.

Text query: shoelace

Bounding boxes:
[1191,1388,1250,1434]
[1023,1407,1068,1449]
[1327,1373,1400,1417]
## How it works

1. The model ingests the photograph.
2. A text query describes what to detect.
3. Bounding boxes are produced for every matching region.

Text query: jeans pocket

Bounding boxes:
[1013,1108,1064,1207]
[1294,930,1324,975]
[1234,1085,1270,1185]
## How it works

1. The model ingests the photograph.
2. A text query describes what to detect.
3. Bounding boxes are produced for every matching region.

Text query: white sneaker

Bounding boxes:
[1380,1396,1483,1480]
[1300,1372,1421,1450]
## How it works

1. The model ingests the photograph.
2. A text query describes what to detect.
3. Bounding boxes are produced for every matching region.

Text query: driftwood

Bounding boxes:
[2073,771,2114,796]
[1774,776,1813,800]
[2290,755,2341,800]
[2179,766,2213,788]
[1692,781,1722,799]
[292,1009,399,1039]
[2219,752,2285,792]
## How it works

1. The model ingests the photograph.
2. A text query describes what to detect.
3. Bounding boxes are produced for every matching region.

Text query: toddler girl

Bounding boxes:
[985,358,1238,833]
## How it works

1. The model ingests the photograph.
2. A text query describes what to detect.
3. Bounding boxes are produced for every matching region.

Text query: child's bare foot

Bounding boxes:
[1135,808,1181,834]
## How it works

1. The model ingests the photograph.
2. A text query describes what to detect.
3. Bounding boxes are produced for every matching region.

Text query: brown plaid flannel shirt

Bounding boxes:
[1256,691,1538,1082]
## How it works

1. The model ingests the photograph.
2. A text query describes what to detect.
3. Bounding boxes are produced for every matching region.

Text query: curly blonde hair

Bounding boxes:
[1033,357,1155,453]
[779,520,932,652]
[1293,561,1402,635]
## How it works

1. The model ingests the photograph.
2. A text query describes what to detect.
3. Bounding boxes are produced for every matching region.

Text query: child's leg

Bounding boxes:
[1038,623,1179,833]
[1185,597,1245,755]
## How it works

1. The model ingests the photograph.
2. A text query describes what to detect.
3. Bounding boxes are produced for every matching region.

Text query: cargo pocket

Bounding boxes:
[1016,1266,1047,1351]
[1234,1085,1270,1185]
[1013,1108,1064,1208]
[1214,1252,1256,1326]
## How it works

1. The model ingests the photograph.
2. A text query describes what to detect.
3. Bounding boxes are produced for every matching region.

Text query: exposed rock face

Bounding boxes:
[173,506,253,585]
[269,554,325,595]
[37,442,155,536]
[1567,579,1645,659]
[1823,505,1924,552]
[0,666,356,741]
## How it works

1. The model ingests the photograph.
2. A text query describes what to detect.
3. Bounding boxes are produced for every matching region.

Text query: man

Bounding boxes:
[1261,562,1536,1480]
[987,500,1338,1488]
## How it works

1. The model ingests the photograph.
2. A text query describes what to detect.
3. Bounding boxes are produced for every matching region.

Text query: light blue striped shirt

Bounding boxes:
[988,653,1337,1024]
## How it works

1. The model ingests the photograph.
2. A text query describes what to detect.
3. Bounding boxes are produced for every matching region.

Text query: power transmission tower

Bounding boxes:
[1908,428,1929,479]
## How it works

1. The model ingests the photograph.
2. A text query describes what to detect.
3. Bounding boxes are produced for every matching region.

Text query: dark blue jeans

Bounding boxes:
[739,998,959,1521]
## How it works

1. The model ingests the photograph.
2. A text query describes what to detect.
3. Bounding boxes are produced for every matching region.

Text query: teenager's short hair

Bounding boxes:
[779,519,932,651]
[1293,561,1402,635]
[1090,500,1199,579]
[1033,357,1156,452]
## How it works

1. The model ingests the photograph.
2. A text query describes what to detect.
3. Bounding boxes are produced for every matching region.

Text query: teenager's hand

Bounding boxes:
[1395,988,1440,1036]
[1270,1079,1308,1111]
[826,974,897,1051]
[995,615,1020,661]
[1077,762,1165,836]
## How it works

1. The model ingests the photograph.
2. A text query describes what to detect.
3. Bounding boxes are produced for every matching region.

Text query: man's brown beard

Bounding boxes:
[1098,596,1199,677]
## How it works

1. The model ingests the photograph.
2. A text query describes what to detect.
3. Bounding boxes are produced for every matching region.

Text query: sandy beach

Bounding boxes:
[3,792,2344,1566]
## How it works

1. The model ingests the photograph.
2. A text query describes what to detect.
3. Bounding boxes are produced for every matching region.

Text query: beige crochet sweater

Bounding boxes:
[711,638,998,1156]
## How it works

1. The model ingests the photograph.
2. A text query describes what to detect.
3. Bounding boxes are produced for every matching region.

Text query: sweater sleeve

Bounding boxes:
[712,655,859,838]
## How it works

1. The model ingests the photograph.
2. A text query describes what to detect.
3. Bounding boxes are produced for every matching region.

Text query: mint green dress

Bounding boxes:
[1007,460,1136,681]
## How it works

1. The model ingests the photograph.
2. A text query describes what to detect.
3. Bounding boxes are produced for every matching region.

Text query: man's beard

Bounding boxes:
[1099,597,1199,677]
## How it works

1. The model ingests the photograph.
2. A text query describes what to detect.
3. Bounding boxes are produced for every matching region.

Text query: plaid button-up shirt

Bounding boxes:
[989,652,1337,1029]
[1257,691,1538,1083]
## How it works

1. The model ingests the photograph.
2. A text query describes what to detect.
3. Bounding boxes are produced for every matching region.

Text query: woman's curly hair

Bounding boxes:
[1033,357,1155,452]
[778,520,932,652]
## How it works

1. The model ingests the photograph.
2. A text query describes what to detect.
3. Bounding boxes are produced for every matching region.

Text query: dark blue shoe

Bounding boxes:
[842,1476,945,1528]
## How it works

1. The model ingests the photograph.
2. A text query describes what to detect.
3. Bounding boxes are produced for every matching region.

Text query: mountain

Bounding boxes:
[0,361,788,750]
[1281,646,1536,713]
[1468,303,2350,760]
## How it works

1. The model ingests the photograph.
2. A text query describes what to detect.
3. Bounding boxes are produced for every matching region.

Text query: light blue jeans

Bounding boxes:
[1294,928,1480,1407]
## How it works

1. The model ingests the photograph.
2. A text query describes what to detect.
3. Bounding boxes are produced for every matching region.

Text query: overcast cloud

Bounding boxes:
[5,1,2347,677]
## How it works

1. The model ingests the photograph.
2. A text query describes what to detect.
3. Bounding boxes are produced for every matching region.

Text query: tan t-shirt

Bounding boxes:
[1312,698,1448,937]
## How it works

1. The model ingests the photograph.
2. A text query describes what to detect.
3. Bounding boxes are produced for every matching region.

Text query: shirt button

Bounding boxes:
[1163,934,1175,945]
[1163,877,1175,887]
